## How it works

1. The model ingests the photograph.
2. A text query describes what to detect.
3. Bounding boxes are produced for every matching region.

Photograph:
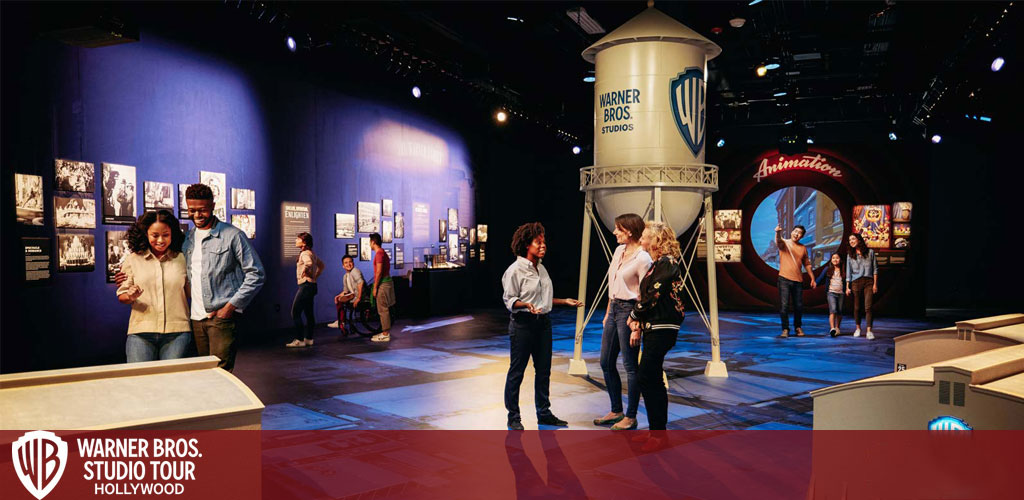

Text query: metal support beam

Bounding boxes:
[703,193,728,378]
[568,192,593,376]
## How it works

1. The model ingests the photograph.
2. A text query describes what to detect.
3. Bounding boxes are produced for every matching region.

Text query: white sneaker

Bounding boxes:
[371,333,391,343]
[866,330,875,340]
[285,339,306,348]
[306,339,314,346]
[853,328,861,337]
[835,328,841,336]
[327,321,340,328]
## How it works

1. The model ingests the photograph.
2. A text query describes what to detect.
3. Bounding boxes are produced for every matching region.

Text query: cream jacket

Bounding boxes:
[116,250,190,334]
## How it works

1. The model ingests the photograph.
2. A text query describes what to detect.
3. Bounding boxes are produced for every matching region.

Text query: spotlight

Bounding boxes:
[773,91,788,97]
[991,57,1005,72]
[572,146,582,155]
[749,0,763,5]
[765,63,781,70]
[583,76,596,83]
[756,65,768,77]
[889,132,898,141]
[716,138,726,148]
[784,119,794,125]
[286,36,297,52]
[411,86,422,98]
[931,134,942,144]
[979,116,992,122]
[806,137,814,144]
[495,110,508,123]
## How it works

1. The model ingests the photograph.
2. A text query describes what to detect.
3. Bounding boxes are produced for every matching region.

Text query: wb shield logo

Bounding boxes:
[12,431,68,499]
[670,68,707,157]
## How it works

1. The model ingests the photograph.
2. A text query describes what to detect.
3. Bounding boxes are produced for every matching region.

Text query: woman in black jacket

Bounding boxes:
[627,221,685,449]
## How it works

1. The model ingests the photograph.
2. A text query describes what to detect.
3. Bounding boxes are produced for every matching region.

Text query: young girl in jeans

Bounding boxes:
[816,253,845,337]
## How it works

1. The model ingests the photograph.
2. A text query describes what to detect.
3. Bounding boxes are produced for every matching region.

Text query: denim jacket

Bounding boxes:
[182,220,265,313]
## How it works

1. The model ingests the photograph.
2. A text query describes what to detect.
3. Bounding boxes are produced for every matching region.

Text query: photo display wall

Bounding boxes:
[697,209,743,263]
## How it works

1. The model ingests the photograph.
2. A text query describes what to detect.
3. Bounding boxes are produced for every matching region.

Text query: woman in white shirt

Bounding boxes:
[594,214,652,431]
[116,210,190,362]
[287,232,324,347]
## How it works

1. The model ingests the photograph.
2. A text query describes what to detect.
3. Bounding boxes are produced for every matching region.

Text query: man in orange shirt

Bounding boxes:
[775,224,816,338]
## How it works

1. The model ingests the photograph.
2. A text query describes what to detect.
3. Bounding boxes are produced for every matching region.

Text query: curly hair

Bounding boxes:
[127,210,185,254]
[510,222,545,257]
[185,183,213,201]
[643,221,681,260]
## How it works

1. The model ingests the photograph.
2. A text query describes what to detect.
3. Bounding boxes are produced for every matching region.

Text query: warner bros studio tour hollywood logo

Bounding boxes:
[12,431,68,499]
[670,67,707,157]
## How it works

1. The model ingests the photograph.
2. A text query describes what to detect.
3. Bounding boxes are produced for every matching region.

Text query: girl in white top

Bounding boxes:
[116,210,190,362]
[287,232,324,347]
[594,213,653,431]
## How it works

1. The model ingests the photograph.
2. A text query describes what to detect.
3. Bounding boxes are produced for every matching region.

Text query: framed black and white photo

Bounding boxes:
[439,220,448,242]
[358,201,381,233]
[54,195,96,229]
[359,237,372,261]
[469,228,476,246]
[382,198,393,215]
[57,233,95,272]
[144,181,174,210]
[477,224,488,243]
[394,212,405,239]
[346,243,358,259]
[231,214,256,239]
[105,230,130,283]
[178,184,191,219]
[459,226,468,239]
[232,188,255,210]
[199,171,227,221]
[382,220,393,243]
[448,208,458,229]
[15,173,44,225]
[54,159,94,193]
[335,213,355,239]
[101,163,137,224]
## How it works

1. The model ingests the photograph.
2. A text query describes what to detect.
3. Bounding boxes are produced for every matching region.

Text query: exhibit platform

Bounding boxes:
[233,309,949,430]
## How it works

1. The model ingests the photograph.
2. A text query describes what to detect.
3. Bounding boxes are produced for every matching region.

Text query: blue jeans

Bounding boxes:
[778,276,803,330]
[126,332,191,363]
[826,291,844,315]
[600,299,640,418]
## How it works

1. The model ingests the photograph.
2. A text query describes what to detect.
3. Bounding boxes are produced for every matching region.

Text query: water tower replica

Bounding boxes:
[568,5,728,378]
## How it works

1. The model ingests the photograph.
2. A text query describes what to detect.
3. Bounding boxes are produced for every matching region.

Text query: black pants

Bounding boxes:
[291,282,317,341]
[778,276,804,330]
[638,330,677,430]
[504,313,553,422]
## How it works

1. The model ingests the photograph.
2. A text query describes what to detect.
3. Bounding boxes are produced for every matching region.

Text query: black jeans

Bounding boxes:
[291,282,317,341]
[778,276,804,330]
[638,330,677,431]
[504,313,553,422]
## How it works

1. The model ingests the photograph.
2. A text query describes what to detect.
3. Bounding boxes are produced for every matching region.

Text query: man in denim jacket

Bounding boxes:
[183,183,265,371]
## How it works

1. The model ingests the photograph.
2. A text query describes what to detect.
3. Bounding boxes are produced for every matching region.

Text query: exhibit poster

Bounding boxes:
[232,188,256,210]
[360,237,371,261]
[439,220,448,242]
[54,195,96,229]
[449,243,459,262]
[382,198,393,215]
[438,244,447,262]
[412,202,429,241]
[852,205,891,249]
[144,181,174,210]
[394,212,405,239]
[346,243,358,259]
[459,226,468,239]
[358,201,381,233]
[459,242,467,259]
[893,202,912,223]
[383,246,393,260]
[394,243,404,269]
[448,208,458,230]
[282,202,311,260]
[199,171,227,221]
[479,243,486,261]
[232,214,256,239]
[714,244,742,263]
[469,247,477,259]
[335,213,355,239]
[105,230,130,283]
[469,228,476,246]
[54,159,95,193]
[383,220,393,243]
[893,223,910,249]
[101,162,138,225]
[15,173,44,225]
[178,184,191,219]
[476,224,488,243]
[22,237,51,284]
[57,233,95,272]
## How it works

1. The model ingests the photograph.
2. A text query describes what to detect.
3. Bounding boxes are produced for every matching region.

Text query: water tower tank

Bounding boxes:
[582,7,721,235]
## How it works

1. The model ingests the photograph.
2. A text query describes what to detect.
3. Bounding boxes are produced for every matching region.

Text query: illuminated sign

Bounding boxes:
[927,416,972,431]
[753,154,842,182]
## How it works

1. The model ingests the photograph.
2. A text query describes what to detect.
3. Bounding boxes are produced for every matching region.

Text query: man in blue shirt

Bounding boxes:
[183,183,265,371]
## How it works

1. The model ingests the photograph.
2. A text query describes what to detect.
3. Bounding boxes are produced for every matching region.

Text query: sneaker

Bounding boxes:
[285,339,306,348]
[327,320,340,328]
[370,333,391,343]
[795,327,805,337]
[537,414,568,427]
[305,339,314,347]
[853,328,861,338]
[778,329,789,338]
[507,419,524,431]
[866,330,875,340]
[829,329,837,337]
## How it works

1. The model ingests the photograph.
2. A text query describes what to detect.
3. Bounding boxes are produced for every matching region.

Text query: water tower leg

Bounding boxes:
[703,192,728,378]
[568,194,592,376]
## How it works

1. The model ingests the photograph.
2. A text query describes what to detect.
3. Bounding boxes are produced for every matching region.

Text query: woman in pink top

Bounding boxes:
[594,213,652,430]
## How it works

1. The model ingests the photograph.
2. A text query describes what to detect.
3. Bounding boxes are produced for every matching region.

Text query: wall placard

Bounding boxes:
[282,202,311,260]
[22,237,52,284]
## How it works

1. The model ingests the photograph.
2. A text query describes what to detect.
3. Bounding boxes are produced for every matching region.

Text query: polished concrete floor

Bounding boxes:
[233,309,947,431]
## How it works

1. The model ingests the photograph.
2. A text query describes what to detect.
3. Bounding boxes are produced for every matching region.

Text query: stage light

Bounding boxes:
[495,110,508,123]
[756,65,768,77]
[889,132,898,141]
[979,116,992,122]
[931,134,942,144]
[784,119,794,125]
[766,63,781,70]
[773,91,788,97]
[572,146,582,155]
[583,76,596,83]
[991,57,1005,72]
[749,0,763,5]
[716,138,726,148]
[286,36,296,52]
[411,86,422,98]
[806,137,814,144]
